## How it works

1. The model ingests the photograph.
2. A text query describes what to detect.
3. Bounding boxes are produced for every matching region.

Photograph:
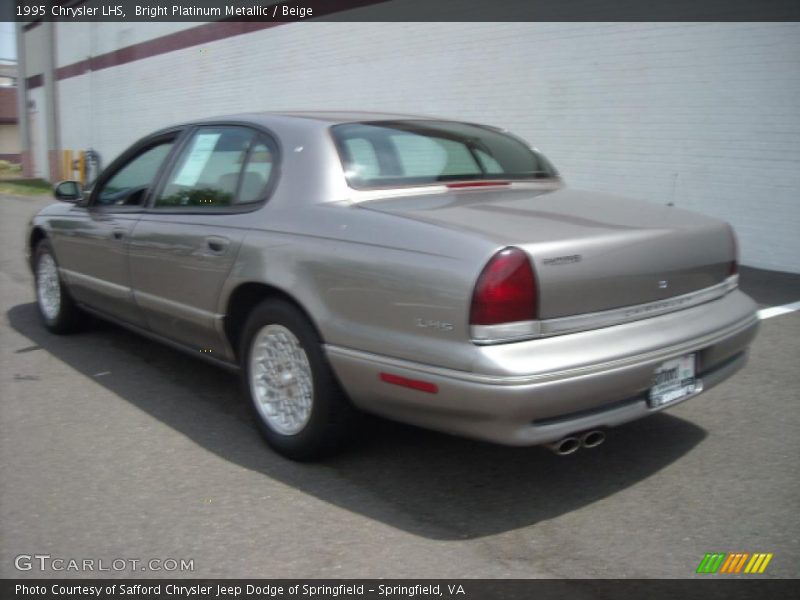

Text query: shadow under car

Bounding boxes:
[7,302,706,540]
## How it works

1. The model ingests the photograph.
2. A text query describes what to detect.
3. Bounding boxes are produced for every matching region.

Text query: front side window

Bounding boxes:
[156,127,275,208]
[331,120,558,189]
[95,141,173,206]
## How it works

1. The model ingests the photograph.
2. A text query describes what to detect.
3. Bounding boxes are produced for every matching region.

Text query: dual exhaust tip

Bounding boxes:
[547,430,606,456]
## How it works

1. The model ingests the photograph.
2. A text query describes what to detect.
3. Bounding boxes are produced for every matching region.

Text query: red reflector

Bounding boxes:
[379,372,438,394]
[470,247,537,325]
[446,181,510,189]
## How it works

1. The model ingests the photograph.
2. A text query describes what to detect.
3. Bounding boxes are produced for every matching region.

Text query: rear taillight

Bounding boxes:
[724,228,739,292]
[470,247,537,326]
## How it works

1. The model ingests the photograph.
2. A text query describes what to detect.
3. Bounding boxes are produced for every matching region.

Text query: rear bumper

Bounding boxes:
[326,290,759,446]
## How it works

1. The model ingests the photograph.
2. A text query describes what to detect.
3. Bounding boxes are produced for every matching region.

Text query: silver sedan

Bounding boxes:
[28,112,759,459]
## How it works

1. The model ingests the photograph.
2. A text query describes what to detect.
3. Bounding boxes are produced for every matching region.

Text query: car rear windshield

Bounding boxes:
[331,120,558,189]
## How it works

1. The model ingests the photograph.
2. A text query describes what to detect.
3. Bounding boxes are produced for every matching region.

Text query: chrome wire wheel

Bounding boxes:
[37,252,61,321]
[248,324,314,435]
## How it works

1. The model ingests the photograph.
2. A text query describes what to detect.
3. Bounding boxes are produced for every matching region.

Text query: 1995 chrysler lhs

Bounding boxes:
[28,112,760,459]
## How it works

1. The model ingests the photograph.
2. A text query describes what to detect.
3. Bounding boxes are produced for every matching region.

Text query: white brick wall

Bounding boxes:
[55,22,197,66]
[52,22,800,272]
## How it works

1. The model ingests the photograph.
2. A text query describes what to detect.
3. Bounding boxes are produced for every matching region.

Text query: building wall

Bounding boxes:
[33,22,800,272]
[0,85,19,161]
[55,22,197,66]
[0,124,19,159]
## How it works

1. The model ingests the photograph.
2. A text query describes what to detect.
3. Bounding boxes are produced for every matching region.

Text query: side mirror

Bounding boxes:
[53,180,82,202]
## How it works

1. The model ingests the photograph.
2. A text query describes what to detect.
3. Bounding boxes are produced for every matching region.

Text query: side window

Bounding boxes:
[156,127,255,208]
[236,138,275,204]
[95,141,173,206]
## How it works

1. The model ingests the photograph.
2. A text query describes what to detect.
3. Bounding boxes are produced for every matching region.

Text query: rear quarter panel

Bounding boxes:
[221,202,497,371]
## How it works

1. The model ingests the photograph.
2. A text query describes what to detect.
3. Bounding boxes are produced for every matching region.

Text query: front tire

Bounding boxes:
[34,239,83,334]
[240,299,359,460]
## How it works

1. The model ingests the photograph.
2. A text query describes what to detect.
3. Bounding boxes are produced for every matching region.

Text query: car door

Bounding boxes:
[52,131,182,327]
[128,125,278,356]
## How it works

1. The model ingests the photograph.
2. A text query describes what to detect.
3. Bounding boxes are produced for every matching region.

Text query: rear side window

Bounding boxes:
[238,140,274,204]
[332,120,558,189]
[156,127,276,208]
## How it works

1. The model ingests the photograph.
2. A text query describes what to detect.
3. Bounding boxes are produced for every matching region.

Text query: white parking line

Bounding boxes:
[758,300,800,320]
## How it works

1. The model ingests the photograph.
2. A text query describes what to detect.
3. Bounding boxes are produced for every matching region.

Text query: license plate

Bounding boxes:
[649,354,697,408]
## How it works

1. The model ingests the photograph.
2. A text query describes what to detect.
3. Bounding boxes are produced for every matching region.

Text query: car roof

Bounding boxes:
[157,111,502,144]
[189,110,453,127]
[250,110,447,123]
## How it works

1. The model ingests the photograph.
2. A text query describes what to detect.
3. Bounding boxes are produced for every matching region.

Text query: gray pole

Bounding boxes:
[43,21,60,181]
[14,22,31,177]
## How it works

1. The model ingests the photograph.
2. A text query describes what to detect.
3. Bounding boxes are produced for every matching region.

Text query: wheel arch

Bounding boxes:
[223,282,324,361]
[28,226,48,269]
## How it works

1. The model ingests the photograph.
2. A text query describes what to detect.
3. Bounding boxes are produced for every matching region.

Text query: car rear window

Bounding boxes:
[331,120,558,189]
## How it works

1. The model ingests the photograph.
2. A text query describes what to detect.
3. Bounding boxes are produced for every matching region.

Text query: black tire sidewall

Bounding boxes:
[240,299,350,460]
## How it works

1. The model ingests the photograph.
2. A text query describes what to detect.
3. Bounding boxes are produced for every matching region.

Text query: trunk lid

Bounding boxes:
[360,187,735,319]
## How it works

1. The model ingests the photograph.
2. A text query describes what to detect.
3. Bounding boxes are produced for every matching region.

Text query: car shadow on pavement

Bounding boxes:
[7,302,706,541]
[739,266,800,307]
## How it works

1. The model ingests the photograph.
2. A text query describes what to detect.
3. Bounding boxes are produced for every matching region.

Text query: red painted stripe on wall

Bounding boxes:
[26,0,392,89]
[39,22,278,90]
[25,73,43,89]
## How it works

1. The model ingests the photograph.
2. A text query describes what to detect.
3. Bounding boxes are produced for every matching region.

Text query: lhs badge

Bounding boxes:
[658,280,669,289]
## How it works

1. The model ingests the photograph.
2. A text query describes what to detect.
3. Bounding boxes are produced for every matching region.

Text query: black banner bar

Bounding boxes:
[5,0,800,23]
[3,579,800,600]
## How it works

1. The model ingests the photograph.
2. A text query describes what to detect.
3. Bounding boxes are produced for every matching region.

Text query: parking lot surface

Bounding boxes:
[1,194,798,578]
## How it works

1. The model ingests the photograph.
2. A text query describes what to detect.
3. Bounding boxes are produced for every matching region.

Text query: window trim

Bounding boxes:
[86,128,186,213]
[145,122,282,215]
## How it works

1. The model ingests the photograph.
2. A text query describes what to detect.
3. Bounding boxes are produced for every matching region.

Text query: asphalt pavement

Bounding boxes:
[1,193,798,579]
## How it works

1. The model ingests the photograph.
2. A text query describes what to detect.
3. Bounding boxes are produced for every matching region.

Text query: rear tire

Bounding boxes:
[34,239,83,334]
[240,299,359,460]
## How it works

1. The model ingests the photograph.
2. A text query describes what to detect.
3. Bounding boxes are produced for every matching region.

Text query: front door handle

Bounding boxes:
[112,228,126,240]
[205,236,230,255]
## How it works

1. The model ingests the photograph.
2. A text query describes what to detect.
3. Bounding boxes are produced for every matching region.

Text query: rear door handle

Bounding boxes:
[205,236,230,255]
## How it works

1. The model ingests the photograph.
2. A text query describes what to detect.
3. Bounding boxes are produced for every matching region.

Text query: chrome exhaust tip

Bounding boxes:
[547,436,581,456]
[580,430,606,449]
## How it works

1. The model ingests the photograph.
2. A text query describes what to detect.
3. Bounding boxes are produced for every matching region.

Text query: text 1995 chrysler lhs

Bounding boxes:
[28,112,760,459]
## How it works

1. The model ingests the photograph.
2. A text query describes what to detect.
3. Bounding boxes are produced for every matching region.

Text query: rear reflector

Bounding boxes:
[470,247,538,326]
[379,372,439,394]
